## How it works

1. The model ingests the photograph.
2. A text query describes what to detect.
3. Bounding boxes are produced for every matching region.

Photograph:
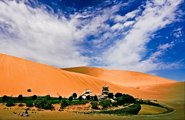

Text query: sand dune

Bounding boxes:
[139,82,185,101]
[0,53,152,99]
[0,53,183,102]
[62,67,176,87]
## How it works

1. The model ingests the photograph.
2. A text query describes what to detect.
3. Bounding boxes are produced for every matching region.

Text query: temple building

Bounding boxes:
[100,85,109,99]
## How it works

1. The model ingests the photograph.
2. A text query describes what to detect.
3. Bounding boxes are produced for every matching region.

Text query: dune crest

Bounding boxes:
[62,67,176,87]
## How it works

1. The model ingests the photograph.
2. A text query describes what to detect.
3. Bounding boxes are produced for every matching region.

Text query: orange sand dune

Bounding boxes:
[139,82,185,101]
[0,53,154,99]
[63,67,176,87]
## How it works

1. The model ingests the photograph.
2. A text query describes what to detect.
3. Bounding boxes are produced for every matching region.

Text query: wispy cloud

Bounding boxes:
[101,0,183,72]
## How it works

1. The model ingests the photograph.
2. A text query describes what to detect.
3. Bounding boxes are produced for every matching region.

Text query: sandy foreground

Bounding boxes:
[0,99,184,120]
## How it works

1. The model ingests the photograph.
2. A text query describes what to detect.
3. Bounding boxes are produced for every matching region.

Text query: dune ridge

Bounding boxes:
[0,53,183,101]
[0,53,152,99]
[62,67,176,87]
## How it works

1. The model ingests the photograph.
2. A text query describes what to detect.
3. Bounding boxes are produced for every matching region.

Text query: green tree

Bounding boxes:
[18,94,23,101]
[115,92,122,98]
[32,95,37,100]
[91,101,98,109]
[58,96,62,101]
[26,101,33,107]
[99,100,111,108]
[69,96,73,101]
[108,93,113,99]
[45,95,50,100]
[2,95,8,102]
[78,96,82,101]
[72,93,77,99]
[6,100,15,107]
[94,95,98,101]
[60,99,68,109]
[86,95,90,100]
[34,97,53,109]
[122,94,135,103]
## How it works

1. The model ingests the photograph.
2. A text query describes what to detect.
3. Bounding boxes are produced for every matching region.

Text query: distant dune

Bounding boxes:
[0,53,183,102]
[62,67,176,87]
[0,53,150,99]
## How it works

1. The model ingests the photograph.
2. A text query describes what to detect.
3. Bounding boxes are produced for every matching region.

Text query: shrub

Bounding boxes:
[69,96,73,101]
[117,98,125,105]
[6,100,15,107]
[72,93,77,99]
[86,95,90,100]
[112,102,118,107]
[34,97,53,109]
[94,95,98,101]
[18,94,23,101]
[91,101,98,109]
[99,100,111,108]
[100,103,141,115]
[26,101,33,107]
[58,96,62,101]
[32,95,37,100]
[18,103,24,107]
[60,99,68,109]
[78,96,82,101]
[45,95,50,100]
[108,93,113,99]
[115,93,122,98]
[2,95,8,102]
[27,89,31,92]
[122,94,135,103]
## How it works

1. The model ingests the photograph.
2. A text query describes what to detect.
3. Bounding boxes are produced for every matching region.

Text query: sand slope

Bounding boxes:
[63,67,176,87]
[0,53,152,98]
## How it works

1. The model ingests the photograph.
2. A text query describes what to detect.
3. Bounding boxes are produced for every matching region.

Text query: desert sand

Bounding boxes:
[0,53,157,100]
[63,67,176,87]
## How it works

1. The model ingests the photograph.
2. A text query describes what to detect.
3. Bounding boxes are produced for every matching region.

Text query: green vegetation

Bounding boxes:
[91,101,98,109]
[26,101,33,107]
[112,102,118,107]
[69,96,73,101]
[32,95,37,100]
[99,100,112,108]
[108,93,113,99]
[60,99,68,109]
[99,103,141,115]
[18,94,23,101]
[115,92,122,98]
[2,95,8,102]
[34,97,53,110]
[72,93,77,99]
[6,100,15,107]
[86,95,90,100]
[78,96,82,101]
[94,95,98,101]
[58,96,62,102]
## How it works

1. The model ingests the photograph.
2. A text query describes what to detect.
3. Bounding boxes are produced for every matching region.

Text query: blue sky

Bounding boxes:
[0,0,184,82]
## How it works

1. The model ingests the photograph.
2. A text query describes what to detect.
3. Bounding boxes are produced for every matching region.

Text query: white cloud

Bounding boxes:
[0,0,90,67]
[101,0,183,72]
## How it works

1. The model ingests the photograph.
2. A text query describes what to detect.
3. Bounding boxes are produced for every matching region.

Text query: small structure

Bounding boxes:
[100,85,109,99]
[81,89,92,99]
[80,85,110,100]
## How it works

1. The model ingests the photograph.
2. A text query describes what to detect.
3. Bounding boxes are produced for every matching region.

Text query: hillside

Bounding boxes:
[0,53,152,99]
[62,67,176,87]
[0,53,183,102]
